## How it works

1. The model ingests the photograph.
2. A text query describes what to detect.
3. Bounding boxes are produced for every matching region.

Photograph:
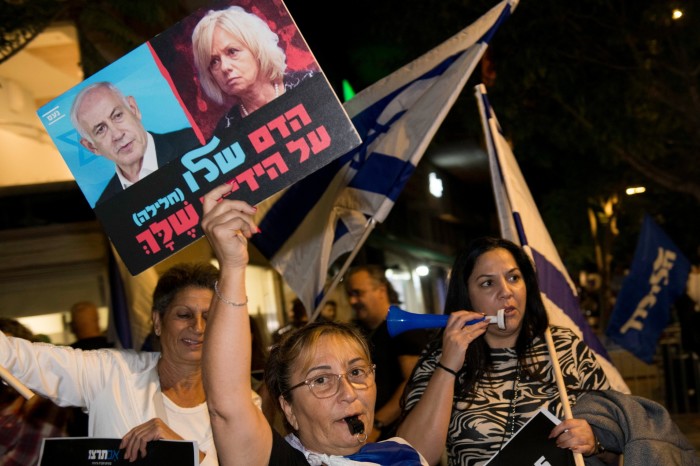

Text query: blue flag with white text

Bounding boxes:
[606,214,691,363]
[251,0,519,314]
[476,84,630,392]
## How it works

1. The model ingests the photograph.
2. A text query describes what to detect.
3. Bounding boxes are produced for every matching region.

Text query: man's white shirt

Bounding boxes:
[117,131,157,190]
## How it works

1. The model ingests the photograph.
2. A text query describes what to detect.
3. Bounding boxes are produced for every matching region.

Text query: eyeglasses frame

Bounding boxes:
[283,363,377,399]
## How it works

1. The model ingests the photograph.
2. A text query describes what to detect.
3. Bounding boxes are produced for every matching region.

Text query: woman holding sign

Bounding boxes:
[200,184,428,466]
[397,237,611,466]
[0,262,263,465]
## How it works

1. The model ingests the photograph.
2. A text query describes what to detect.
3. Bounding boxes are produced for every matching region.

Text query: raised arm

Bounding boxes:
[201,184,272,466]
[397,311,488,465]
[0,331,107,408]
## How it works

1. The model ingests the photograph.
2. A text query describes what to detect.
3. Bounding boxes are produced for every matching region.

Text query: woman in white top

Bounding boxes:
[0,261,260,465]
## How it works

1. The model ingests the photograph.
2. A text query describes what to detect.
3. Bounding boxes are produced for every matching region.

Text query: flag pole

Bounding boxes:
[513,244,584,465]
[0,364,34,400]
[309,218,378,322]
[544,327,585,466]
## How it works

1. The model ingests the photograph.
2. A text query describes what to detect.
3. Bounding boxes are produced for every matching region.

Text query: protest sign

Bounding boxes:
[39,438,198,466]
[37,0,360,275]
[484,408,574,466]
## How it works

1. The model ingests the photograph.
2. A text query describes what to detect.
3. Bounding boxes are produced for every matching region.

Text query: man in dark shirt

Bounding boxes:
[69,301,113,351]
[345,265,432,442]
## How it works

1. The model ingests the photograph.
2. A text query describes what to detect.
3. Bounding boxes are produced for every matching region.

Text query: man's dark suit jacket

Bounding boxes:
[95,128,199,205]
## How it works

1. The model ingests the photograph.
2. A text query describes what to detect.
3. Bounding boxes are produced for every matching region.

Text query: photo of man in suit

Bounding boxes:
[70,81,200,205]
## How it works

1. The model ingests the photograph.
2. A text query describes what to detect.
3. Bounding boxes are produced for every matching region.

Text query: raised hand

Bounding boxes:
[201,184,258,270]
[439,311,489,373]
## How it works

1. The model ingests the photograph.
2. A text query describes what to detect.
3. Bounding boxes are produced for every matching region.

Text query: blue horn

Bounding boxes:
[386,305,505,337]
[386,306,448,337]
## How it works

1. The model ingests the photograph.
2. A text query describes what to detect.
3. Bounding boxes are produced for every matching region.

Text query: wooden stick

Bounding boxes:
[544,326,585,466]
[0,363,34,400]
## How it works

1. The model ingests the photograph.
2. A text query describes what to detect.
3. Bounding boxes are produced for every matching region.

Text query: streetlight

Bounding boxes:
[428,172,443,198]
[625,186,646,196]
[415,265,430,277]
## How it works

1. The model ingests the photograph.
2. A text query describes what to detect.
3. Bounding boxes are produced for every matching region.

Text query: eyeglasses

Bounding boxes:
[284,364,376,399]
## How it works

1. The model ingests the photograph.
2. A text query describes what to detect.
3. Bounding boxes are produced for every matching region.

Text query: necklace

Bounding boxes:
[240,82,279,117]
[507,361,521,437]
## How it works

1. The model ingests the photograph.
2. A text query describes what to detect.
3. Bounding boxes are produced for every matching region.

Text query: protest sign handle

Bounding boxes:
[0,363,34,399]
[544,326,585,466]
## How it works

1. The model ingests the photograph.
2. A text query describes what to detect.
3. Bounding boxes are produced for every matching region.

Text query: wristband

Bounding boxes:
[436,362,458,377]
[584,434,605,457]
[594,439,605,455]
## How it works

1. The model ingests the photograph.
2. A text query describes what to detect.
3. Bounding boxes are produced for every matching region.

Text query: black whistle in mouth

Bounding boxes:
[344,416,365,435]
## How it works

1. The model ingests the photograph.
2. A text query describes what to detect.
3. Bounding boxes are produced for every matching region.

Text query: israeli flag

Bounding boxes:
[475,84,630,392]
[252,0,519,314]
[607,214,691,363]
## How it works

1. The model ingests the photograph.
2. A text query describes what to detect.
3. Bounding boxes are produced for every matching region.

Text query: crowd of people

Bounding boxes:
[4,183,696,466]
[4,4,697,463]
